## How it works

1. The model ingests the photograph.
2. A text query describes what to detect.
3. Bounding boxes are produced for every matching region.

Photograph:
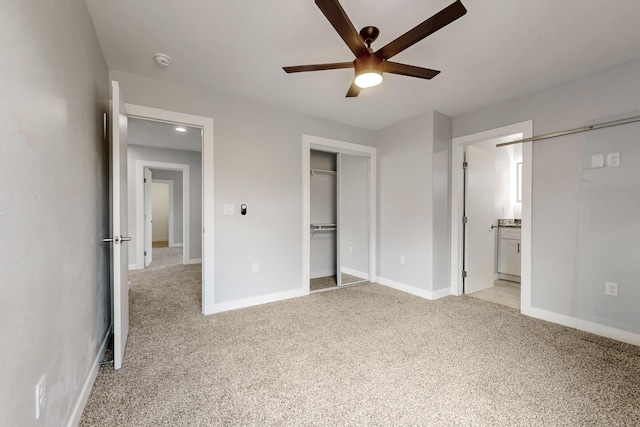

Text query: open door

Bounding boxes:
[144,168,152,267]
[108,80,130,370]
[464,145,496,294]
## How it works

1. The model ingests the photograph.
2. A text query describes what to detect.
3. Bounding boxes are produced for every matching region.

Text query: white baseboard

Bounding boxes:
[67,324,111,427]
[210,288,308,314]
[340,266,370,281]
[431,287,453,299]
[377,277,450,300]
[185,258,202,265]
[522,306,640,347]
[128,264,139,271]
[310,269,336,279]
[498,273,521,283]
[170,242,183,248]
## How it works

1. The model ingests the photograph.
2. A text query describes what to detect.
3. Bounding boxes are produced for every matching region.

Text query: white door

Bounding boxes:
[465,146,496,294]
[144,168,153,267]
[109,81,130,370]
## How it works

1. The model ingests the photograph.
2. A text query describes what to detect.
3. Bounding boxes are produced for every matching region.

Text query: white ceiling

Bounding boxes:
[128,118,202,152]
[85,0,640,131]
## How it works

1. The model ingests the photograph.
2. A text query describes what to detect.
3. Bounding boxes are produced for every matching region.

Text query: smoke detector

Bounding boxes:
[153,53,172,67]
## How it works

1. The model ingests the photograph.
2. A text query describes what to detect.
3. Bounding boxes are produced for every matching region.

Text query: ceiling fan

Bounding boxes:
[283,0,467,97]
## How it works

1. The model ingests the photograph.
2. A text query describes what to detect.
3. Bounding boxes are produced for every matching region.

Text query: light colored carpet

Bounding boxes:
[146,246,183,269]
[310,275,337,291]
[81,255,640,426]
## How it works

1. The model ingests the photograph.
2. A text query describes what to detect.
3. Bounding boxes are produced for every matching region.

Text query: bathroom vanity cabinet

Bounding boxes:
[498,227,521,279]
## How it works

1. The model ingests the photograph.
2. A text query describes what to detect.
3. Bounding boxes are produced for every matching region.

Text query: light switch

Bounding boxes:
[606,152,620,167]
[223,204,234,215]
[591,154,604,168]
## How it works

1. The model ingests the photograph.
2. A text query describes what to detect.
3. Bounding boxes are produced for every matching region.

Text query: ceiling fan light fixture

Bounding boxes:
[282,0,467,96]
[354,69,383,88]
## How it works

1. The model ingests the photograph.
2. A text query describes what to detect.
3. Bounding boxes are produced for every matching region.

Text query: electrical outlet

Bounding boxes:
[35,375,45,419]
[606,152,621,167]
[605,281,618,297]
[251,263,259,273]
[400,256,406,265]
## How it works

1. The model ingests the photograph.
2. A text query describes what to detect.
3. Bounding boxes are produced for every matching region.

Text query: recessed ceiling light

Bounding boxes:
[175,127,186,132]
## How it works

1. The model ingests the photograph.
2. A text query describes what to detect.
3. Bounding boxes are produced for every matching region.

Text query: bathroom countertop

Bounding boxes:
[497,218,521,228]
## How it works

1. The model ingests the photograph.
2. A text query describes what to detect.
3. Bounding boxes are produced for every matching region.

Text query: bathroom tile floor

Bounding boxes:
[468,280,520,309]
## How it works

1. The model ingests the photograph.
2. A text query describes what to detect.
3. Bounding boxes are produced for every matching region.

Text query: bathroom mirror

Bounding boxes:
[337,154,370,286]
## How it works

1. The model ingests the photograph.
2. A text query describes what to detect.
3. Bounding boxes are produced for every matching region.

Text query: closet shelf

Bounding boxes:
[311,223,337,232]
[310,168,336,176]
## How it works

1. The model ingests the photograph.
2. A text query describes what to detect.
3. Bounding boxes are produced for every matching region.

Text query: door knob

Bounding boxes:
[102,236,131,243]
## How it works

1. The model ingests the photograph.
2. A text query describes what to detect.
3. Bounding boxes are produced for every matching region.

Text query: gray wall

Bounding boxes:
[453,57,640,334]
[112,70,375,303]
[432,112,452,291]
[374,111,452,293]
[375,113,435,290]
[0,1,110,425]
[127,145,202,264]
[150,169,184,245]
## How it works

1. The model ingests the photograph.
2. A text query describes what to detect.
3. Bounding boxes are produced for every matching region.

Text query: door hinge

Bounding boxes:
[463,161,468,169]
[144,251,147,256]
[462,270,468,278]
[144,178,147,183]
[462,216,468,224]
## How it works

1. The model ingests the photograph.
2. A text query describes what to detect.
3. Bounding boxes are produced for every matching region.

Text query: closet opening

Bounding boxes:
[303,135,377,295]
[309,150,338,291]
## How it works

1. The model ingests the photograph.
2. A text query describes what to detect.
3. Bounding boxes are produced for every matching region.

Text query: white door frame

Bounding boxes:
[135,161,189,267]
[302,135,377,294]
[125,103,215,315]
[144,168,153,267]
[152,178,176,247]
[451,120,533,312]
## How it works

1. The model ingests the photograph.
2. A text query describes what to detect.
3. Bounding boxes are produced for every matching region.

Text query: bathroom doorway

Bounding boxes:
[451,121,533,311]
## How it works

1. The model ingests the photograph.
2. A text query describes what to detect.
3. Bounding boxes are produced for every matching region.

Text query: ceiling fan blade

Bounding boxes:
[315,0,369,58]
[375,0,467,60]
[283,62,354,73]
[346,81,360,97]
[383,61,441,79]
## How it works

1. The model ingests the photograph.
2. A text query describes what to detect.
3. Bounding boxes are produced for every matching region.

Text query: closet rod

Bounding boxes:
[311,224,337,232]
[496,115,640,148]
